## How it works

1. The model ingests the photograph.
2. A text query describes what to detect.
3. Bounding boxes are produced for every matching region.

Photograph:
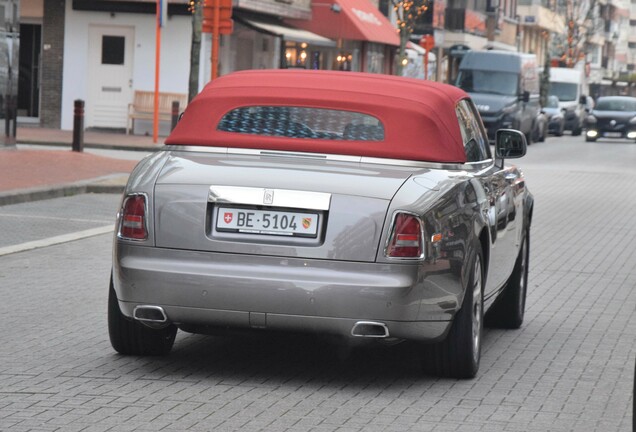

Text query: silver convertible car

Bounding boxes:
[110,70,533,379]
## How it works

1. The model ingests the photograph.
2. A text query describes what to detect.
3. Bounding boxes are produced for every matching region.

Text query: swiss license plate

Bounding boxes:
[216,207,319,237]
[604,132,622,138]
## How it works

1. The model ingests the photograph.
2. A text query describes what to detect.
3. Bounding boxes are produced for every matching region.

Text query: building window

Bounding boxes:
[102,36,125,65]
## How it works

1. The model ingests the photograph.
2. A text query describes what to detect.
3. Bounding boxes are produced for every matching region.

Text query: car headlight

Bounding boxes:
[586,115,597,124]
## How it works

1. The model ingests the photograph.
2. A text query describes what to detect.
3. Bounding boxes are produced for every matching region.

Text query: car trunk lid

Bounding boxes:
[153,150,419,262]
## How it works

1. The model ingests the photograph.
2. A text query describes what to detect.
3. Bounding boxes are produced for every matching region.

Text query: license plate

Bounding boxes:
[604,132,622,138]
[216,207,319,237]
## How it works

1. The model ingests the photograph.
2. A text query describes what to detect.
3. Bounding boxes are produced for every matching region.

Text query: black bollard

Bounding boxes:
[171,100,180,131]
[72,99,84,152]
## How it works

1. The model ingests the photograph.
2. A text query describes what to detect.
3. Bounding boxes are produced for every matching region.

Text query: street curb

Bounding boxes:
[0,175,127,206]
[16,140,161,153]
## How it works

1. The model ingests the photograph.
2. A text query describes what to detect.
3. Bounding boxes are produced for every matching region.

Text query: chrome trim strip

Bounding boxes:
[209,185,331,211]
[163,146,483,170]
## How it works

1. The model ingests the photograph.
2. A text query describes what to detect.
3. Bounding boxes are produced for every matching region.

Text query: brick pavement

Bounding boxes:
[0,136,633,431]
[0,150,136,193]
[16,127,163,150]
[0,127,150,205]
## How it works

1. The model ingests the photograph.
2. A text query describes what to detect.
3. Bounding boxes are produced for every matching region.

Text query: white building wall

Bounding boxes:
[61,1,192,130]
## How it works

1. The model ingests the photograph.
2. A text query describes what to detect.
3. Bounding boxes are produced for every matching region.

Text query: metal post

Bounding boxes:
[4,97,11,138]
[171,100,180,131]
[72,99,84,152]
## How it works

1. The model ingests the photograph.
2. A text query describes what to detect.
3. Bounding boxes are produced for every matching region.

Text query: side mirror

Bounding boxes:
[579,95,587,105]
[495,129,527,159]
[519,91,530,103]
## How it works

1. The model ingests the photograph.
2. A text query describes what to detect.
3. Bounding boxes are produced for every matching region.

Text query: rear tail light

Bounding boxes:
[385,212,423,258]
[119,194,148,240]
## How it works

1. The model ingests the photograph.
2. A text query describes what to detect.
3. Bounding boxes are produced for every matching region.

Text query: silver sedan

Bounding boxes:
[109,70,533,379]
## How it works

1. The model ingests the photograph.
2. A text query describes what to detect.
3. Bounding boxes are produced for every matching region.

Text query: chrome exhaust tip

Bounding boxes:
[133,305,167,323]
[351,321,389,338]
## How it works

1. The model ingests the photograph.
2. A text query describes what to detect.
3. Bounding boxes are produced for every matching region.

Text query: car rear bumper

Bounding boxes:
[547,118,563,133]
[113,243,460,342]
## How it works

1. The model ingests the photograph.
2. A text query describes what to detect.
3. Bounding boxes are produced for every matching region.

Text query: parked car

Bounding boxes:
[109,70,534,379]
[585,96,636,142]
[455,50,541,145]
[544,95,565,136]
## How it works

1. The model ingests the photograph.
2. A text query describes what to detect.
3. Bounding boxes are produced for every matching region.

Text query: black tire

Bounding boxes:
[423,247,484,379]
[572,120,583,136]
[585,136,597,142]
[525,130,533,146]
[108,277,177,355]
[485,231,529,329]
[556,124,564,137]
[538,123,547,142]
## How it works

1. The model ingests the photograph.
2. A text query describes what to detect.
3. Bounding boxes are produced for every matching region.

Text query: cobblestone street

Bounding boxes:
[0,136,634,431]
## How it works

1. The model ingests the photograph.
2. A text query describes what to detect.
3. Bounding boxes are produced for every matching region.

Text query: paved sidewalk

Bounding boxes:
[17,126,164,151]
[0,127,157,205]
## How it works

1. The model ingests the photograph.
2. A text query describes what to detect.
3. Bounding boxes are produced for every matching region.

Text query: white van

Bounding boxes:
[548,67,588,135]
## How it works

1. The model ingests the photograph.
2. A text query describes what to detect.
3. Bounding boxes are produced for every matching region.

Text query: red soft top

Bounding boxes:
[166,70,469,163]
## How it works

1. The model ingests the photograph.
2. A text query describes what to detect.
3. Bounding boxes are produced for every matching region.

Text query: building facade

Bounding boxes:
[26,0,398,132]
[0,0,19,146]
[19,0,636,133]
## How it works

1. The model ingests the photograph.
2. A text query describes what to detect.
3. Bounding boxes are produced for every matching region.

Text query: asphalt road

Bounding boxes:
[0,133,634,431]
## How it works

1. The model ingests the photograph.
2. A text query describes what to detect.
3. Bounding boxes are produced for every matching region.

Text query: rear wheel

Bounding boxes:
[108,277,177,355]
[423,247,484,379]
[485,231,529,329]
[525,130,533,146]
[538,123,547,142]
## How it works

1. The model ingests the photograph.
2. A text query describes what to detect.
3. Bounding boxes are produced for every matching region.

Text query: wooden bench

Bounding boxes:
[127,90,188,135]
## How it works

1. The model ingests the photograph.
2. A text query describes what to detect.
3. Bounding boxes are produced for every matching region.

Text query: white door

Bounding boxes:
[87,26,134,128]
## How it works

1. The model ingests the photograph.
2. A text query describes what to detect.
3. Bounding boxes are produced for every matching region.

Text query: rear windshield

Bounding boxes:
[217,106,385,141]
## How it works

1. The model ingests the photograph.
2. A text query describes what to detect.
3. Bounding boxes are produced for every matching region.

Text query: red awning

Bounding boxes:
[286,0,399,47]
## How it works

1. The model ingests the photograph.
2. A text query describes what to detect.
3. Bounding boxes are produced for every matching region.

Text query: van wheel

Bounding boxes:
[422,247,484,379]
[108,277,177,356]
